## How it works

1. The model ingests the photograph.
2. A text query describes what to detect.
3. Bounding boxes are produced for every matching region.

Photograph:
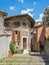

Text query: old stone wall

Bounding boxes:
[0,35,11,59]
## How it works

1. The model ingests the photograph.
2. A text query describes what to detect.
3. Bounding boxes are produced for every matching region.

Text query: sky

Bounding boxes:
[0,0,49,22]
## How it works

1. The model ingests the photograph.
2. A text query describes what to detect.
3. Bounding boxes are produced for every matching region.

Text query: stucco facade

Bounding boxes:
[0,11,35,59]
[46,26,49,38]
[0,11,11,59]
[31,24,49,52]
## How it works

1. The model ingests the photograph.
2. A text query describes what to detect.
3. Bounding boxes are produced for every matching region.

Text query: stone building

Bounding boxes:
[0,11,35,58]
[0,11,11,59]
[31,22,49,52]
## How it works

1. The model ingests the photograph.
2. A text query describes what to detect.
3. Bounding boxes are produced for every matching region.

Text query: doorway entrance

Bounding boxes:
[23,38,27,49]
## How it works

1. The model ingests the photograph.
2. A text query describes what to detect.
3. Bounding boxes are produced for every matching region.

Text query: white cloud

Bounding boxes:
[18,0,24,3]
[35,13,43,22]
[21,8,33,13]
[9,6,15,10]
[21,8,34,17]
[33,1,36,5]
[28,13,35,17]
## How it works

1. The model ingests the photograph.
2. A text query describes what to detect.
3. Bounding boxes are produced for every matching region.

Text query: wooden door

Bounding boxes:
[23,38,27,49]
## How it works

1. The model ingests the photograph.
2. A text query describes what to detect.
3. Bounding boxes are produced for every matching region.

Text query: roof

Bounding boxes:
[4,14,35,27]
[34,22,43,28]
[0,11,8,16]
[34,24,43,28]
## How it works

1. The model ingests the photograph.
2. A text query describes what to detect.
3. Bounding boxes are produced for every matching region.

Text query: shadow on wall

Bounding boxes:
[31,24,46,52]
[31,24,49,52]
[44,38,49,58]
[39,25,46,52]
[31,33,38,52]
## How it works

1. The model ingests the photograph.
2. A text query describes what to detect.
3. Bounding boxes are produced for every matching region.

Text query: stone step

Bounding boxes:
[0,52,49,65]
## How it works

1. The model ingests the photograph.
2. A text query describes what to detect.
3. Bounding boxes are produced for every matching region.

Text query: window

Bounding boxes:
[31,32,33,35]
[15,31,17,34]
[13,22,20,27]
[22,22,26,26]
[33,28,37,34]
[4,22,10,27]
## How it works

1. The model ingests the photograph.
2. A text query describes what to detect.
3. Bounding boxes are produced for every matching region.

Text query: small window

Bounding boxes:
[33,28,37,34]
[15,31,17,34]
[13,22,20,27]
[31,32,33,35]
[4,22,10,27]
[22,22,26,26]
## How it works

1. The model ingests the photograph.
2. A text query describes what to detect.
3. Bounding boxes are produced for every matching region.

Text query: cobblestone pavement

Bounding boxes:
[29,52,49,65]
[0,52,49,65]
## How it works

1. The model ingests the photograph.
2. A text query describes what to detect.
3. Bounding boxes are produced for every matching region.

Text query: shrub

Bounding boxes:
[15,49,21,53]
[47,38,49,40]
[10,41,15,54]
[44,38,49,53]
[21,49,24,52]
[15,49,24,53]
[45,38,49,48]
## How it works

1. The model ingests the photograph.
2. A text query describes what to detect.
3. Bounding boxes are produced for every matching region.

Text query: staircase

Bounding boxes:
[0,52,49,65]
